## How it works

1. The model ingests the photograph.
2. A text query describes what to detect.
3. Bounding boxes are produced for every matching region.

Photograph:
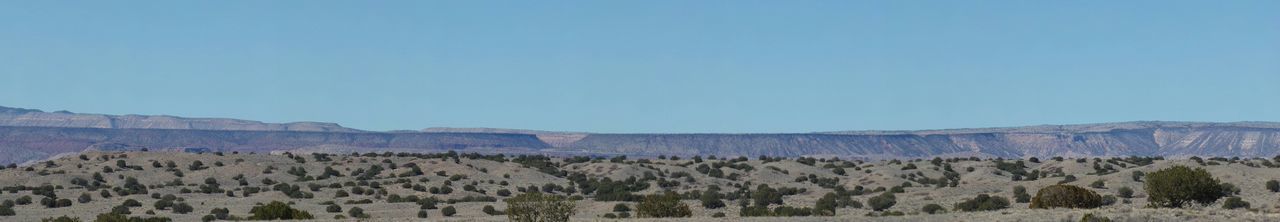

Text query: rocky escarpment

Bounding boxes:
[0,106,361,132]
[3,105,1280,164]
[561,124,1280,159]
[0,126,551,165]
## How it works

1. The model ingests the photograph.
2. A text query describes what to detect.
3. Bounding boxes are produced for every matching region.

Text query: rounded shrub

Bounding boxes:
[1222,197,1249,210]
[921,204,945,214]
[1144,165,1226,208]
[1029,185,1102,209]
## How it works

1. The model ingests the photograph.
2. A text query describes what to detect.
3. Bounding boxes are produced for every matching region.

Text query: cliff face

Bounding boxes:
[3,105,1280,165]
[562,125,1280,159]
[0,126,551,165]
[0,106,361,132]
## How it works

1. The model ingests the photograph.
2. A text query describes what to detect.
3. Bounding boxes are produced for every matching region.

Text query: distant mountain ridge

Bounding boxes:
[2,105,1280,165]
[0,106,362,133]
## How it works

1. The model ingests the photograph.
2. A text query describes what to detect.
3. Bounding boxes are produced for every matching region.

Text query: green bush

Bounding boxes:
[248,201,315,220]
[347,207,367,218]
[1268,180,1280,192]
[1080,213,1112,222]
[0,205,14,216]
[482,205,503,215]
[1222,197,1250,209]
[814,192,857,216]
[1013,186,1031,203]
[867,192,896,211]
[441,206,456,217]
[1029,185,1102,209]
[921,204,945,214]
[1117,187,1134,198]
[636,192,692,218]
[504,192,576,222]
[1144,165,1226,208]
[953,194,1009,212]
[93,213,172,222]
[1090,180,1105,189]
[41,216,81,222]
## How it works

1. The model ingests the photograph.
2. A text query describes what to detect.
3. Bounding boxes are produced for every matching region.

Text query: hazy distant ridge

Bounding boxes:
[0,106,362,133]
[2,105,1280,165]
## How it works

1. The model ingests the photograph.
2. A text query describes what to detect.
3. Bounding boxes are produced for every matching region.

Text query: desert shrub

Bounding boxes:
[1029,185,1102,209]
[248,201,315,220]
[814,192,858,215]
[172,203,193,214]
[347,207,367,218]
[1222,197,1250,209]
[867,192,896,211]
[0,205,14,216]
[1268,180,1280,192]
[122,199,142,207]
[1117,187,1134,198]
[700,191,726,209]
[441,206,456,216]
[483,205,503,215]
[1013,186,1031,203]
[417,210,429,218]
[1059,175,1077,184]
[953,194,1009,212]
[78,193,92,203]
[1090,180,1105,189]
[93,213,172,222]
[1100,195,1117,206]
[40,216,81,222]
[636,192,692,218]
[1080,213,1112,222]
[1131,171,1144,182]
[504,192,576,222]
[921,204,945,214]
[613,203,630,212]
[1144,165,1226,208]
[326,204,342,213]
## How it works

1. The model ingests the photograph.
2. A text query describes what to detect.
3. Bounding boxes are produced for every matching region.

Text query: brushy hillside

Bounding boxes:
[1,151,1279,221]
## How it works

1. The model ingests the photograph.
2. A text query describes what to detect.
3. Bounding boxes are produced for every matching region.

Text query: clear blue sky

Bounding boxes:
[2,1,1277,133]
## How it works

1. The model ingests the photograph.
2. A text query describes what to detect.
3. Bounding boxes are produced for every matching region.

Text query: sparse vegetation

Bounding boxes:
[248,201,314,220]
[505,192,576,222]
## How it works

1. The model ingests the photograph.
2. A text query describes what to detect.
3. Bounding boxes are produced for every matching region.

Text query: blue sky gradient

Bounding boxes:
[2,1,1277,133]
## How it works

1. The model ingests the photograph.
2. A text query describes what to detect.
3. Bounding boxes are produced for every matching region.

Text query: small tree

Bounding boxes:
[1029,185,1102,209]
[867,192,896,211]
[248,201,315,220]
[636,192,692,218]
[1144,165,1226,208]
[1267,180,1280,192]
[505,192,576,222]
[953,194,1009,212]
